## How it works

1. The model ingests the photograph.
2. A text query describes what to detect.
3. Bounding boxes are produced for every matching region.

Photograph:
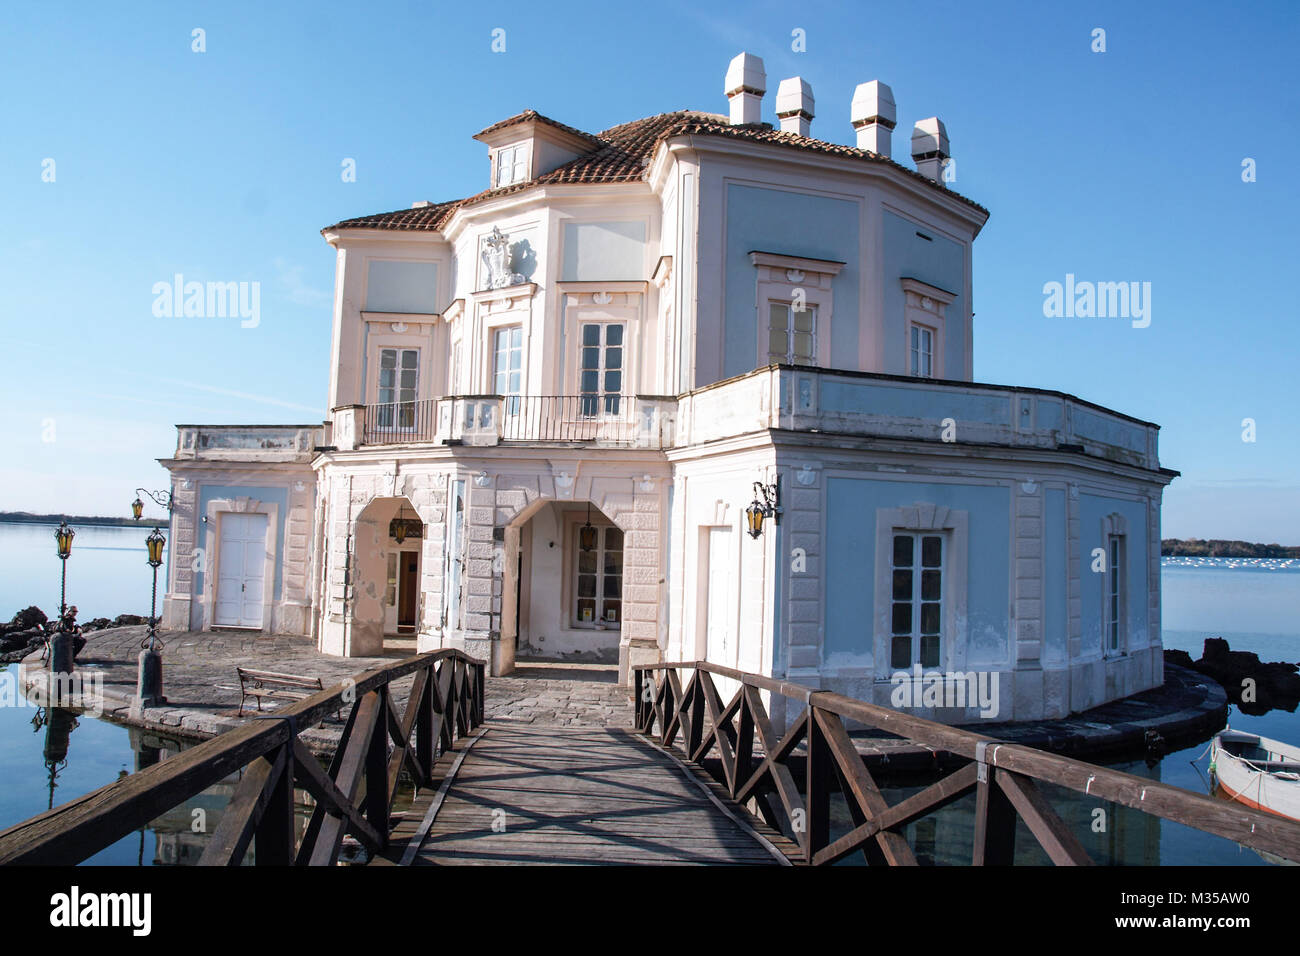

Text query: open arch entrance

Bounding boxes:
[351,495,424,656]
[500,497,626,671]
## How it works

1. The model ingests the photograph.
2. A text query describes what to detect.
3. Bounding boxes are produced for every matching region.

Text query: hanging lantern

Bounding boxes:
[131,497,144,521]
[54,522,75,559]
[145,528,167,568]
[579,502,597,552]
[393,520,408,545]
[745,499,766,539]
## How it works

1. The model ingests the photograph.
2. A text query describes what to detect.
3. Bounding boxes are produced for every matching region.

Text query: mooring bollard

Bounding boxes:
[137,647,163,709]
[48,631,76,706]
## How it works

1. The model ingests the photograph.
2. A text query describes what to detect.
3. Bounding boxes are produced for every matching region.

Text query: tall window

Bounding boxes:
[767,303,816,365]
[575,526,623,625]
[493,326,522,415]
[450,341,462,394]
[1106,534,1125,654]
[579,322,623,415]
[377,348,418,427]
[494,145,529,187]
[890,532,944,669]
[910,325,934,377]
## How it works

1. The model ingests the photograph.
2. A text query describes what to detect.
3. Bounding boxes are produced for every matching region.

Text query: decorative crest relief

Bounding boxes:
[481,226,525,290]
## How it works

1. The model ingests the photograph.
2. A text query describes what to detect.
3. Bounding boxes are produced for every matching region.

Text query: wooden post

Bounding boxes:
[686,675,704,756]
[973,745,1017,865]
[365,688,391,847]
[416,665,434,784]
[255,742,295,865]
[805,707,831,863]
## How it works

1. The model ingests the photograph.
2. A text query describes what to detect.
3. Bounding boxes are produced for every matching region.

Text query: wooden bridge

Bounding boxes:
[2,650,1299,866]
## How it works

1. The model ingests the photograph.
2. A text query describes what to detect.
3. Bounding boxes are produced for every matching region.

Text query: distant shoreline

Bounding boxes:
[1162,538,1300,559]
[0,512,154,529]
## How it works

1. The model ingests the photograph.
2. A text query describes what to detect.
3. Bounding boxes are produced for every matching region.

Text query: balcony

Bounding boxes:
[334,395,677,450]
[329,367,1162,471]
[674,365,1161,470]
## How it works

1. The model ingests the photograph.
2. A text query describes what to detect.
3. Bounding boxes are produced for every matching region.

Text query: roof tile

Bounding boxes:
[323,110,986,234]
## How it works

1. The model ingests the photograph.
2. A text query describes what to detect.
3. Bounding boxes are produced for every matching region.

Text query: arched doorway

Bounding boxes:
[501,497,625,668]
[351,495,423,656]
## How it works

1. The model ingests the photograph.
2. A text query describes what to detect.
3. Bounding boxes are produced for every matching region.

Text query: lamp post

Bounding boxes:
[49,522,77,682]
[136,527,167,709]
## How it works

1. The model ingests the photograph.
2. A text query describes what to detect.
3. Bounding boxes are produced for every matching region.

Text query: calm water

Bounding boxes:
[0,520,171,622]
[0,520,1296,864]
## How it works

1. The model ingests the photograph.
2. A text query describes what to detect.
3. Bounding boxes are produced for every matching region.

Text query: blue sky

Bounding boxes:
[1,0,1297,540]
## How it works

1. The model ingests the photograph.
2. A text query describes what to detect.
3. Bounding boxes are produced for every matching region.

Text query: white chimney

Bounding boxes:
[911,117,950,183]
[724,52,766,126]
[775,77,814,137]
[850,81,896,156]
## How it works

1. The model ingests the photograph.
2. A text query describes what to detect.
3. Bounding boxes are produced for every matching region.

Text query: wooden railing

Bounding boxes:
[633,661,1300,866]
[0,649,484,866]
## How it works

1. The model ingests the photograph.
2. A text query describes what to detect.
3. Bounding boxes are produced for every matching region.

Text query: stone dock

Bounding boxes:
[18,627,631,753]
[17,627,1227,765]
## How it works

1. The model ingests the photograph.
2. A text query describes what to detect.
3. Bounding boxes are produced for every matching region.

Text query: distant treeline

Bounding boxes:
[0,511,144,528]
[1162,538,1300,558]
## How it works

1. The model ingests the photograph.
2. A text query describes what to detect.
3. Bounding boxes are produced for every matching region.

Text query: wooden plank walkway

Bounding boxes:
[382,723,799,865]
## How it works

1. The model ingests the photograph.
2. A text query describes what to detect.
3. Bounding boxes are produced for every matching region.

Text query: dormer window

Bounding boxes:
[494,144,530,187]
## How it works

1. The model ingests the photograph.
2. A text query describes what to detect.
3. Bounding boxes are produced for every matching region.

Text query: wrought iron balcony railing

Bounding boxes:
[355,395,676,449]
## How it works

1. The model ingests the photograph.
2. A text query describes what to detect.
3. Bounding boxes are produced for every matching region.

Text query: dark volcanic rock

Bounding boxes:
[111,614,145,627]
[1167,637,1300,716]
[1,606,47,634]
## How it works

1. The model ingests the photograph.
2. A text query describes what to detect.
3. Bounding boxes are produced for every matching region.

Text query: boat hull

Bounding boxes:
[1211,730,1300,822]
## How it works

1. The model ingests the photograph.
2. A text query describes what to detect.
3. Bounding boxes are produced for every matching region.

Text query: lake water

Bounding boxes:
[0,521,1296,864]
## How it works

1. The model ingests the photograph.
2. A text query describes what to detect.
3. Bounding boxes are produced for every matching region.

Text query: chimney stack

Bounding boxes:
[724,52,766,126]
[911,117,950,183]
[775,77,815,137]
[850,81,896,156]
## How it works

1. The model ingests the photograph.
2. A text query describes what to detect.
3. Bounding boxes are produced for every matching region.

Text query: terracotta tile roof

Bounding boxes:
[323,109,986,235]
[474,109,606,149]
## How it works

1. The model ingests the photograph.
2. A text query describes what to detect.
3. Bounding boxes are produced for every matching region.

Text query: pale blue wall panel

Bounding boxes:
[824,477,1010,667]
[724,185,859,379]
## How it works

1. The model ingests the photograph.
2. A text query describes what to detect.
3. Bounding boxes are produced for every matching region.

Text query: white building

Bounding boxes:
[159,53,1177,725]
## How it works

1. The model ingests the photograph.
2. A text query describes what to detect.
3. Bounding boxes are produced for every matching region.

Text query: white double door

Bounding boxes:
[215,513,268,628]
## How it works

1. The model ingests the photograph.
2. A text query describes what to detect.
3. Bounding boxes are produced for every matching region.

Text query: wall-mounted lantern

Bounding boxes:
[579,501,597,552]
[131,488,174,521]
[391,500,422,545]
[745,476,781,539]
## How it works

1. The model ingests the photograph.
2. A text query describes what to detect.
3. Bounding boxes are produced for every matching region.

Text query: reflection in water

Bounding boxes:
[33,707,79,810]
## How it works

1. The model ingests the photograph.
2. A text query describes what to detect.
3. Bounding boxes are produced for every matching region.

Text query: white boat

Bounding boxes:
[1211,729,1300,820]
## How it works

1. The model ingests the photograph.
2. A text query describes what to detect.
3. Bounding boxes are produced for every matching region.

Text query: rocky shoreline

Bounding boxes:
[1165,637,1300,715]
[0,605,149,664]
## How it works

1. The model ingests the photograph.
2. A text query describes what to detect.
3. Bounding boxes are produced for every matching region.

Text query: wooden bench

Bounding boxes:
[237,667,326,717]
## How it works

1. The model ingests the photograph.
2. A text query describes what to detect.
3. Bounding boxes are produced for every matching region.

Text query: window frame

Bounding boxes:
[873,503,970,679]
[901,278,955,380]
[909,323,935,377]
[493,144,531,187]
[766,301,818,366]
[570,517,624,629]
[889,531,946,670]
[375,346,420,430]
[492,324,524,416]
[578,320,626,416]
[1100,514,1130,658]
[749,251,842,371]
